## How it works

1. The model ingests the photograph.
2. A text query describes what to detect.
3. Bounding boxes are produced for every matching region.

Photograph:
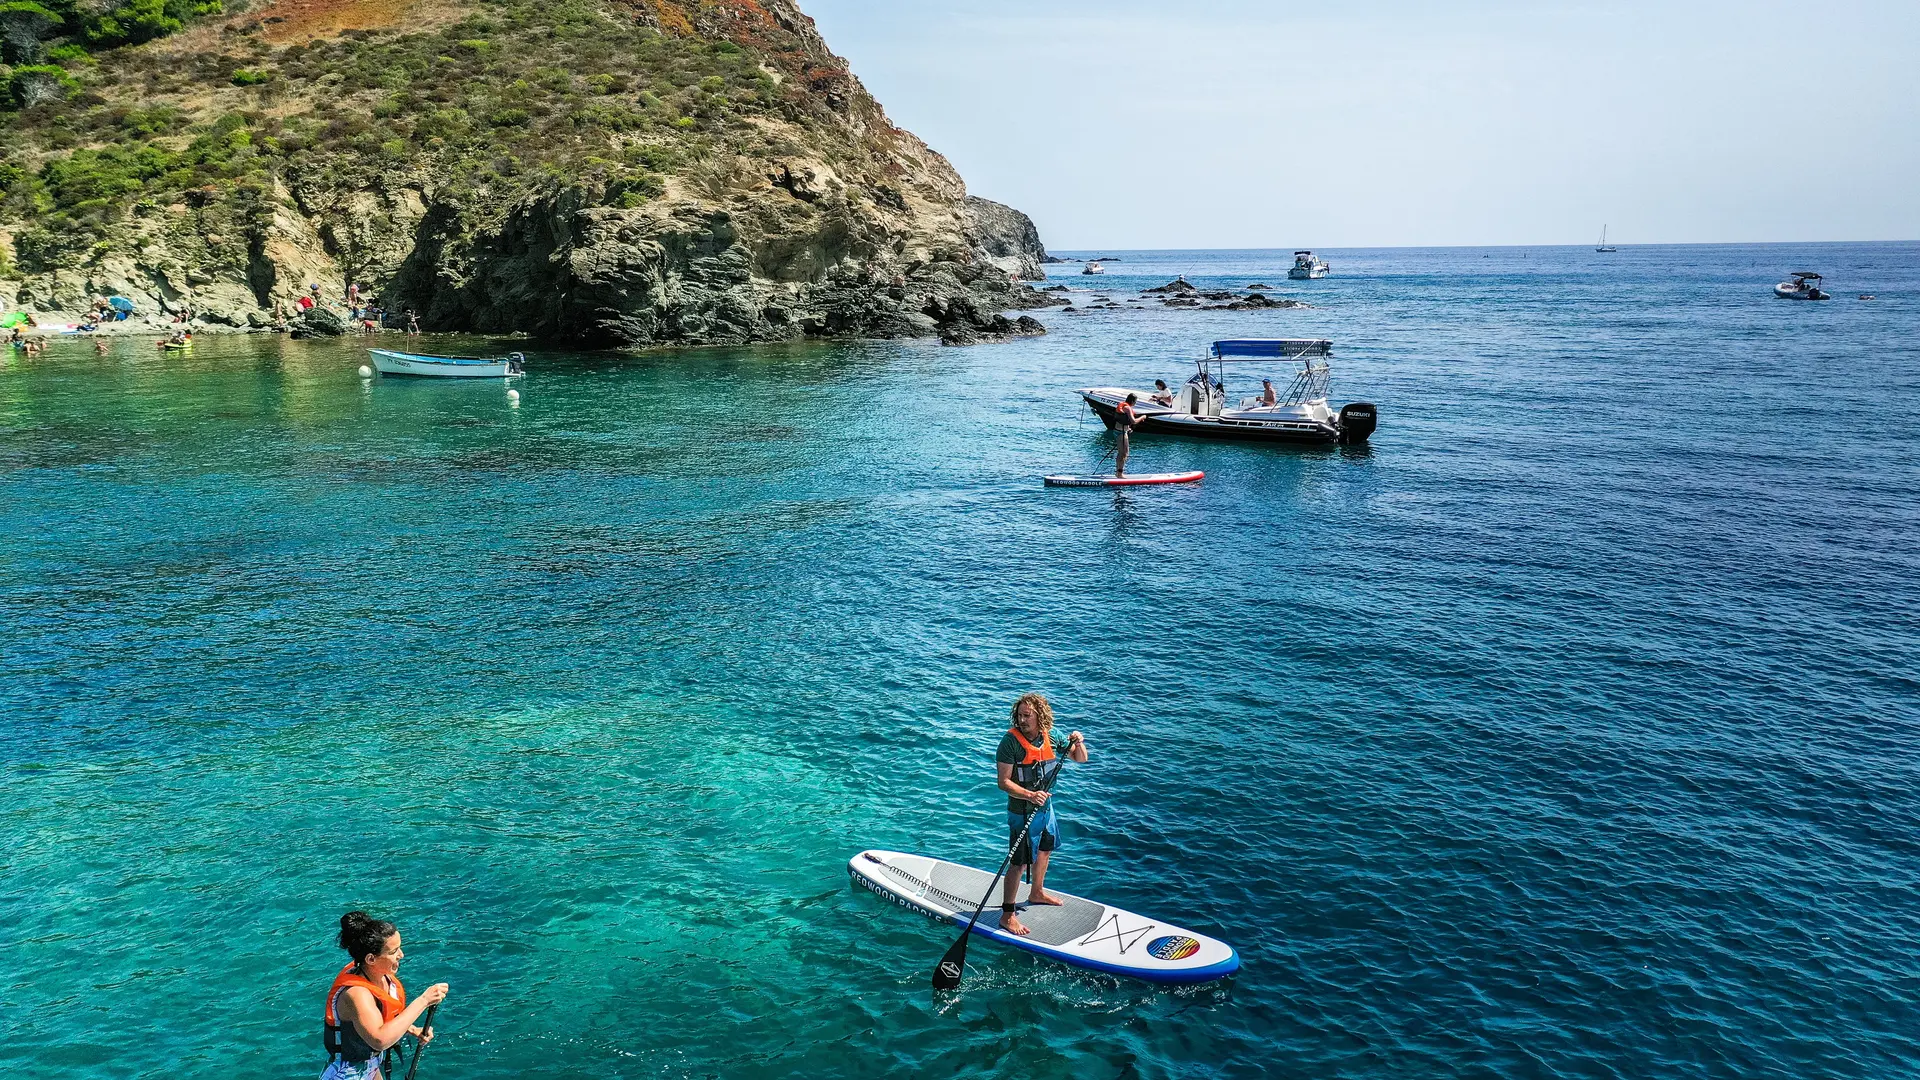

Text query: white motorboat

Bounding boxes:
[368,348,527,378]
[1286,251,1329,280]
[1082,260,1106,275]
[1773,272,1831,301]
[1077,339,1376,446]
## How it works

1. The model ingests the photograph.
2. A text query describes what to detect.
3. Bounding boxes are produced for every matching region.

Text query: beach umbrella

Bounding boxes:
[108,296,135,312]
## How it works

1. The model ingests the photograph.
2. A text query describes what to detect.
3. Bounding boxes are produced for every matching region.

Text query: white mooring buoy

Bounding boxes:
[357,365,373,378]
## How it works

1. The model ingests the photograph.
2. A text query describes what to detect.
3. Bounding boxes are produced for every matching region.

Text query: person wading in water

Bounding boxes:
[322,911,448,1080]
[1113,393,1142,478]
[996,693,1089,937]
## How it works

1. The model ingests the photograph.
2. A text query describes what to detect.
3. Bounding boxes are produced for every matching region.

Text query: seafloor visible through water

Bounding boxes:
[4,244,1917,1079]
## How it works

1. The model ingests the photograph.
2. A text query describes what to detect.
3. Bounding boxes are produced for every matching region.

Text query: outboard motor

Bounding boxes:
[1338,402,1378,444]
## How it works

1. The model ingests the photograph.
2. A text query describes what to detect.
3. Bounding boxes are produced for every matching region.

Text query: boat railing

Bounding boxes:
[1280,362,1331,406]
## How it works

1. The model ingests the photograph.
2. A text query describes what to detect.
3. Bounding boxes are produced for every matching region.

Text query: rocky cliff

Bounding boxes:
[0,0,1055,345]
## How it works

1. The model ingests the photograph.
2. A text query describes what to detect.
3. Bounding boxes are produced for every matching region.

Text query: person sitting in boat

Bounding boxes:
[1261,379,1277,406]
[1150,379,1174,406]
[323,911,448,1080]
[995,694,1089,938]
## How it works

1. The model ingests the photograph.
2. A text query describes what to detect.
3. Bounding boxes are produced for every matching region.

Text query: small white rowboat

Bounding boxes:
[368,349,526,378]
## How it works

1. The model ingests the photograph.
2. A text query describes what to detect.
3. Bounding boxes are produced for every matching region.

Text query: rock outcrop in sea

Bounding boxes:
[0,0,1054,347]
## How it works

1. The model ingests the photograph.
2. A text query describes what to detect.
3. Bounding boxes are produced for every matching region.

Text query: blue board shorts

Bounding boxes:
[1008,805,1059,867]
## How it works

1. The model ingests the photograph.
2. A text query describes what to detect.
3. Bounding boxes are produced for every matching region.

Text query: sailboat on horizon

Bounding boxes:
[1596,225,1617,253]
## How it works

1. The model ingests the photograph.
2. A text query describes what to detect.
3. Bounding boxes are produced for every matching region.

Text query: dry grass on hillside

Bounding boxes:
[152,0,471,51]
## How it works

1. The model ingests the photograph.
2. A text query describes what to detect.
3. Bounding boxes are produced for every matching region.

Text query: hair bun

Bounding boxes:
[337,910,397,962]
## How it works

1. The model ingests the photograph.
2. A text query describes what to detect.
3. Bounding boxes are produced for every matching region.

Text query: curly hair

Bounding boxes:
[1010,693,1053,736]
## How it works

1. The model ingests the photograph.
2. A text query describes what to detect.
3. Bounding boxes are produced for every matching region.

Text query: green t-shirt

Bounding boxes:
[996,729,1069,814]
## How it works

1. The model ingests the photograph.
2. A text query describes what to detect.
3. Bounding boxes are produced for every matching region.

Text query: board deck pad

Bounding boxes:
[1043,471,1204,488]
[850,850,1239,983]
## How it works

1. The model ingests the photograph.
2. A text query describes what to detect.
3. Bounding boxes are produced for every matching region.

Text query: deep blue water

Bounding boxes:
[4,243,1918,1079]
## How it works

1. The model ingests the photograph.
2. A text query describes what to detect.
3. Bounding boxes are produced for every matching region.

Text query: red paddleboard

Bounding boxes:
[1043,471,1204,488]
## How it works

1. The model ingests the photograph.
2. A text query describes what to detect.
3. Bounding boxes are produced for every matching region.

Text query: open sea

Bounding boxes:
[4,243,1918,1079]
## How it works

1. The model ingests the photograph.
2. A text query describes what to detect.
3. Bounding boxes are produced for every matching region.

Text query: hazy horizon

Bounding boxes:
[1044,239,1917,254]
[805,1,1920,251]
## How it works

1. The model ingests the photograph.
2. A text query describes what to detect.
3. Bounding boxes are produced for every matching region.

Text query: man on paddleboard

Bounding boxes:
[1113,394,1141,479]
[996,693,1090,937]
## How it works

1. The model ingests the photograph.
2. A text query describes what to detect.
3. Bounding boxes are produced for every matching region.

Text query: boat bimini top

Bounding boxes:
[1210,339,1331,360]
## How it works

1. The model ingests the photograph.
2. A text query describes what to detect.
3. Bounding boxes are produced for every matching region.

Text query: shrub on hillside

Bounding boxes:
[0,2,59,64]
[7,62,76,108]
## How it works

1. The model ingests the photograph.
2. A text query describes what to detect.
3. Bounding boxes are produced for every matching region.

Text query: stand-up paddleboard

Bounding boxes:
[850,850,1239,983]
[1043,471,1203,488]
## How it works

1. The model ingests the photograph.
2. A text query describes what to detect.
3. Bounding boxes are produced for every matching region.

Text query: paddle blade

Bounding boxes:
[932,934,969,991]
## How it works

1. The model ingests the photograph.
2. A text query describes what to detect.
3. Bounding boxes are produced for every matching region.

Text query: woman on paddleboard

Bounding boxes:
[996,693,1089,937]
[322,911,448,1080]
[1113,394,1141,479]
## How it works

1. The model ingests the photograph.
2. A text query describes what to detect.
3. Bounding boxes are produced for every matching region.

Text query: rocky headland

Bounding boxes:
[0,0,1056,347]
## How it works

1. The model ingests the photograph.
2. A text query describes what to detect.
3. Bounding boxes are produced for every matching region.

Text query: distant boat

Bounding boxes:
[1773,272,1830,301]
[1082,260,1106,276]
[1596,225,1617,253]
[369,348,526,378]
[1286,251,1329,280]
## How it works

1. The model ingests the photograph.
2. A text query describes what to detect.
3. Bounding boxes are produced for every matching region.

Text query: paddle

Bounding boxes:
[402,1004,438,1080]
[931,757,1068,991]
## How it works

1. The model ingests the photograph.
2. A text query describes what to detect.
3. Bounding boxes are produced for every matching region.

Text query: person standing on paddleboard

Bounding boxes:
[322,911,448,1080]
[996,693,1090,937]
[1113,393,1141,479]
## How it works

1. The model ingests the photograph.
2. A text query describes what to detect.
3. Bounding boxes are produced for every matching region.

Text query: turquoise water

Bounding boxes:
[5,243,1918,1078]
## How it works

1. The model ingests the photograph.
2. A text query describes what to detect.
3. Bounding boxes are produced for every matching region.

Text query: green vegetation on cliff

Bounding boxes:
[0,0,831,272]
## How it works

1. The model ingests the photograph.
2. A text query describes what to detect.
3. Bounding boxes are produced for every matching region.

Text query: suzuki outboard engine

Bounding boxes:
[1338,402,1378,444]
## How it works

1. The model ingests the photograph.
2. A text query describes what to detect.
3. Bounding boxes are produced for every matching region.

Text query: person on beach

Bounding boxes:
[1113,393,1141,478]
[406,311,420,335]
[996,693,1089,937]
[323,911,448,1080]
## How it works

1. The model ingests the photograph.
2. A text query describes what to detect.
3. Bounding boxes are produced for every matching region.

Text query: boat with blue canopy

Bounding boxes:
[1077,339,1377,446]
[368,348,526,378]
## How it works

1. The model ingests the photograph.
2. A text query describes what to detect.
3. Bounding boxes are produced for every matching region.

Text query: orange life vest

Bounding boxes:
[1008,726,1055,765]
[323,963,405,1061]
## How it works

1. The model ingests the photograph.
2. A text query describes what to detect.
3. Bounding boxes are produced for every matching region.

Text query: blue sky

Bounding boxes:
[803,1,1920,249]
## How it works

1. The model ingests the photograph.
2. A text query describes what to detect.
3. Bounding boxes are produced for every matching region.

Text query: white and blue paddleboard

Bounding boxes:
[850,850,1239,984]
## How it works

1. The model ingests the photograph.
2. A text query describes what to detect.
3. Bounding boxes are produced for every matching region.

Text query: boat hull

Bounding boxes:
[369,349,523,378]
[1286,267,1329,280]
[1773,284,1829,301]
